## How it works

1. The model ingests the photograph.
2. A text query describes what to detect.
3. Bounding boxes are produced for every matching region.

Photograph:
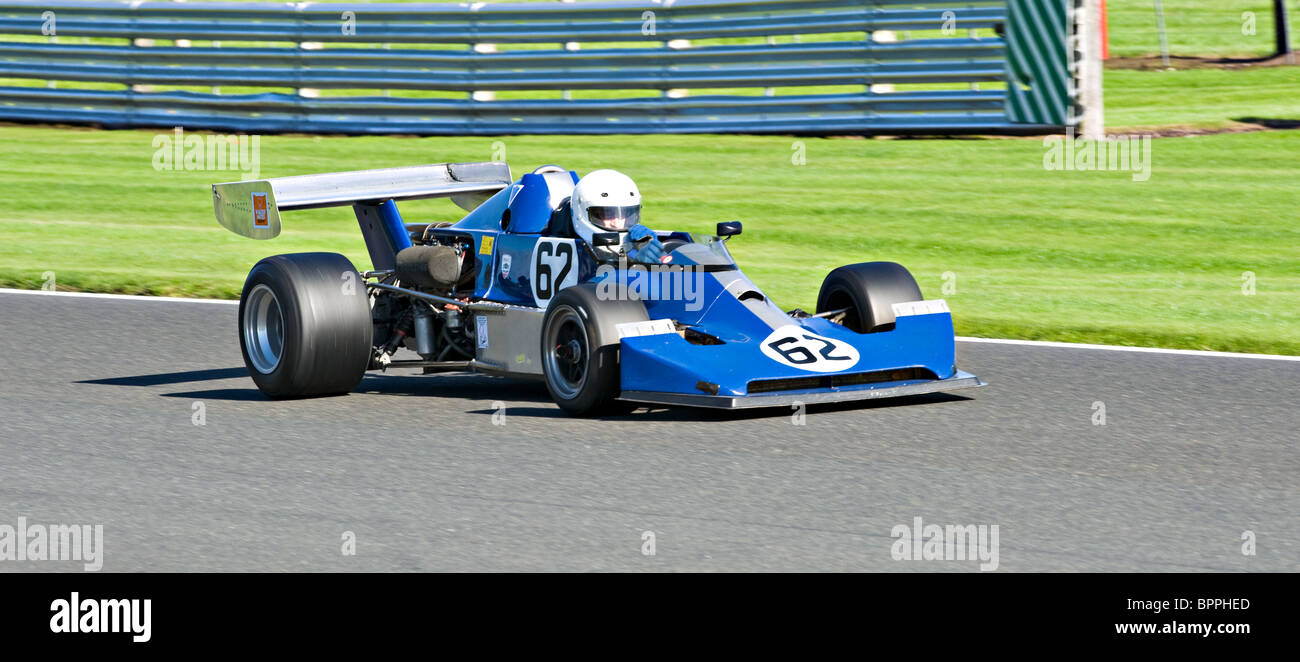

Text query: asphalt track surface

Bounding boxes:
[1,290,1296,572]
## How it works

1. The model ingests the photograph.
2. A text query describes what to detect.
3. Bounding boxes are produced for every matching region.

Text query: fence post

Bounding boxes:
[471,43,497,101]
[1275,0,1294,63]
[212,41,221,94]
[870,30,894,94]
[664,39,690,99]
[561,41,579,101]
[1153,0,1170,67]
[298,42,322,98]
[562,0,576,100]
[1079,0,1105,140]
[764,35,776,96]
[130,38,154,93]
[46,33,56,88]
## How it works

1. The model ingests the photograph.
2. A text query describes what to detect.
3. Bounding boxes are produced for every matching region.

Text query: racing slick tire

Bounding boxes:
[541,284,647,416]
[238,252,373,399]
[816,261,923,334]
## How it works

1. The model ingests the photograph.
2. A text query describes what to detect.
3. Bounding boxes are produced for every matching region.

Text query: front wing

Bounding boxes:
[615,300,983,409]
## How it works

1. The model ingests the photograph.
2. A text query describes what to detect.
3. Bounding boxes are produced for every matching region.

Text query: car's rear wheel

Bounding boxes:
[816,261,923,333]
[541,285,646,416]
[239,252,373,398]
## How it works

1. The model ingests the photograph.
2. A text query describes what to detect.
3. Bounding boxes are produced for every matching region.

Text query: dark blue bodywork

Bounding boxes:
[384,167,979,407]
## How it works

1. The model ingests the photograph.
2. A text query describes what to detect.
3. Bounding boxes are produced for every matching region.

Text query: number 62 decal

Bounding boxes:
[530,238,579,307]
[759,325,860,373]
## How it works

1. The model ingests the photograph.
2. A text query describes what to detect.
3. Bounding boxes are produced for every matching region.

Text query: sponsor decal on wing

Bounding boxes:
[251,192,268,227]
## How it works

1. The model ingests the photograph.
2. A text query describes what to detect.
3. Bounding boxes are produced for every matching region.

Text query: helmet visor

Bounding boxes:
[586,205,641,231]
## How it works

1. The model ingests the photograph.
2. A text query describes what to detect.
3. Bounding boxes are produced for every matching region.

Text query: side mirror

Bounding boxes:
[592,232,620,247]
[716,221,743,237]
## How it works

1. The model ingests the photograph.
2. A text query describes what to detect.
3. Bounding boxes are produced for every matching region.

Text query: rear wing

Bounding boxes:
[212,162,512,239]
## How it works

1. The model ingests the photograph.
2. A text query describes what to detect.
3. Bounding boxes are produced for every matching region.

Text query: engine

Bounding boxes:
[369,231,480,368]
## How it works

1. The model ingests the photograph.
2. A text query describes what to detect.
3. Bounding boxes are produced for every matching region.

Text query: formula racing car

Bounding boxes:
[212,162,982,415]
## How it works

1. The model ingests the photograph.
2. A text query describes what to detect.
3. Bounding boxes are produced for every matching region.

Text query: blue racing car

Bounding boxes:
[212,162,982,415]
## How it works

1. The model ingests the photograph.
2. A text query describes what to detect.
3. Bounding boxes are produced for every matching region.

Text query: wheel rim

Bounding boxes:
[243,284,285,374]
[544,306,589,400]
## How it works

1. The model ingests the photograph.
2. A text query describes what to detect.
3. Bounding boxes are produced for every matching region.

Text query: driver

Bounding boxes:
[570,169,667,264]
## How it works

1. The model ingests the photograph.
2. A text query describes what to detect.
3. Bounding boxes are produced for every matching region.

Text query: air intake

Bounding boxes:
[747,368,937,394]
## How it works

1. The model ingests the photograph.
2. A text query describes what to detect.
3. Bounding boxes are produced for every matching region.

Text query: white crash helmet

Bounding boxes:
[571,169,642,248]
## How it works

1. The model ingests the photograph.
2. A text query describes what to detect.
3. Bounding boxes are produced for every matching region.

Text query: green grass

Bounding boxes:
[1107,0,1297,58]
[1,126,1297,355]
[1,2,1297,354]
[1104,66,1300,130]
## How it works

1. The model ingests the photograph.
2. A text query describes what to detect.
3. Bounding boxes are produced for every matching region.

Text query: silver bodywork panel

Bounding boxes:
[710,269,792,331]
[472,305,546,378]
[212,161,512,239]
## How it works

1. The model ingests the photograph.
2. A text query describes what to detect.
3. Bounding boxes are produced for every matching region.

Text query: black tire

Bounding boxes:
[540,284,647,416]
[816,261,923,334]
[238,252,373,398]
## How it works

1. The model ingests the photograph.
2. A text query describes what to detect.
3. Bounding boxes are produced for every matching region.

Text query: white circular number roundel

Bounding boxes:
[759,325,861,373]
[530,238,579,308]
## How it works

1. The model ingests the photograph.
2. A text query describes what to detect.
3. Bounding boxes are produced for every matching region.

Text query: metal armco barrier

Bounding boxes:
[0,0,1078,135]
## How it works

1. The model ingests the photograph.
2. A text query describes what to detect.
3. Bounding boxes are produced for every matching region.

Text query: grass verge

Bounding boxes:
[1,126,1296,354]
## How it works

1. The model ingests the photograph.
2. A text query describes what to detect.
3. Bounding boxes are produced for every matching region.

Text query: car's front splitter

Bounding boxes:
[618,370,984,409]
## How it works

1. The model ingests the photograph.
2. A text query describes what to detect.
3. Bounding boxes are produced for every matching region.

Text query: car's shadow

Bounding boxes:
[77,367,554,404]
[354,373,554,404]
[79,368,268,401]
[78,368,249,387]
[78,368,974,419]
[1233,116,1300,130]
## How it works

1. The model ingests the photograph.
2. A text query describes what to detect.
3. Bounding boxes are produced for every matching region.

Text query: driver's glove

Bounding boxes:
[628,225,666,264]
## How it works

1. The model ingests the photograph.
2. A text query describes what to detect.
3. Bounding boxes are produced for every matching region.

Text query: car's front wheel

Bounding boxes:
[816,261,923,333]
[239,252,373,398]
[540,285,646,416]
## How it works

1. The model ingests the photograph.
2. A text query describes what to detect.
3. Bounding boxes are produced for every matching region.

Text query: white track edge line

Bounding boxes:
[0,287,237,305]
[3,288,1295,361]
[956,336,1299,362]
